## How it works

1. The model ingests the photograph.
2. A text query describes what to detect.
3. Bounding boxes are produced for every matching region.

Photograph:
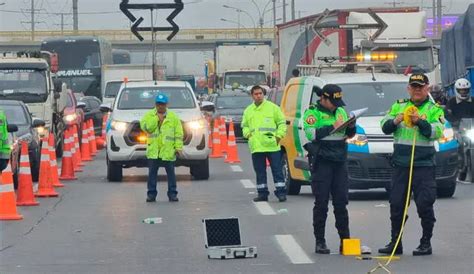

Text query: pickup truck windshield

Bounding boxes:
[371,47,434,74]
[1,104,29,125]
[224,71,266,89]
[117,87,196,110]
[104,81,122,98]
[0,69,48,103]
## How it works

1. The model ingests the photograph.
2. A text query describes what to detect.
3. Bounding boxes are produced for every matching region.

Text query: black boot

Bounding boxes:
[378,241,403,255]
[413,237,432,256]
[315,240,330,254]
[253,196,268,202]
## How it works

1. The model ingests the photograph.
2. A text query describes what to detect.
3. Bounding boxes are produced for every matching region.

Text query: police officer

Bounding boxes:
[303,84,356,254]
[242,85,287,202]
[445,78,474,128]
[379,73,444,256]
[0,110,11,172]
[140,94,184,202]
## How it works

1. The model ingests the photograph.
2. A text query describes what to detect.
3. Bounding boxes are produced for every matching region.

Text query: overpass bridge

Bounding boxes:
[0,28,275,52]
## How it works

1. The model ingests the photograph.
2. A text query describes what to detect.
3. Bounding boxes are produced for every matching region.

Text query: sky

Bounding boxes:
[0,0,472,31]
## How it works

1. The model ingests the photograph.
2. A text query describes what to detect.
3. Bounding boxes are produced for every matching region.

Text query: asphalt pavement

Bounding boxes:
[1,144,473,274]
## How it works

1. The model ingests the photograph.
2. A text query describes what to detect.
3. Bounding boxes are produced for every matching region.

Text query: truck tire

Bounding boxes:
[437,184,456,198]
[282,152,301,195]
[190,158,210,180]
[107,157,123,182]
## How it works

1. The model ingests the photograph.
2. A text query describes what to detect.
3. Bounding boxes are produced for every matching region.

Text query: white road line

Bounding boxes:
[275,235,314,264]
[253,202,276,215]
[231,165,243,172]
[240,179,255,189]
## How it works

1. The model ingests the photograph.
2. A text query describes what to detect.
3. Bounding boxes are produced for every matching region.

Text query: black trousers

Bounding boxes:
[311,159,350,242]
[389,166,437,241]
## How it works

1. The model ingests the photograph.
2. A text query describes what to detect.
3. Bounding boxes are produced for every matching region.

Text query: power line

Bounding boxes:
[0,8,121,15]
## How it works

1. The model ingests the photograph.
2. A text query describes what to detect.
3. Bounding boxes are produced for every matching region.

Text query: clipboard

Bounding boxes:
[330,108,368,134]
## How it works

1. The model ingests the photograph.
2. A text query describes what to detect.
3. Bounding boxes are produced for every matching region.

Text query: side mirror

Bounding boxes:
[32,119,46,128]
[7,124,18,133]
[76,102,87,109]
[54,92,61,99]
[99,103,112,113]
[53,79,63,93]
[200,101,215,112]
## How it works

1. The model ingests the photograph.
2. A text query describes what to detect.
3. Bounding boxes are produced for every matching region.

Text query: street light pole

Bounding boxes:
[283,0,286,23]
[272,0,276,27]
[223,5,257,38]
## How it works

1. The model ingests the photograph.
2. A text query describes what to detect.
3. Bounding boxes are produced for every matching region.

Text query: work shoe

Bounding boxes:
[378,242,403,255]
[277,195,287,202]
[168,196,179,202]
[146,197,156,203]
[253,196,268,202]
[413,243,432,256]
[315,242,330,254]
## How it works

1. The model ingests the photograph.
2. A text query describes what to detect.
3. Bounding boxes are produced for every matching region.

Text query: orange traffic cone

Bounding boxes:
[17,141,40,206]
[225,120,241,163]
[0,161,23,220]
[73,125,84,167]
[36,134,59,197]
[81,121,92,161]
[48,133,64,187]
[97,114,108,149]
[70,126,82,172]
[59,128,77,181]
[89,119,98,156]
[209,118,223,158]
[219,117,228,154]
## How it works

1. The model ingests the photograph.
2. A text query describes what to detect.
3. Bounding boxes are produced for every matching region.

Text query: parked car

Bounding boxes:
[0,100,45,186]
[79,96,103,137]
[63,89,85,143]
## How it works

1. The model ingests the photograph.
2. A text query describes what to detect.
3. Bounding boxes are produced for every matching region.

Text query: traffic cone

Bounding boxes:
[35,134,59,197]
[219,117,228,154]
[59,128,77,181]
[81,121,92,161]
[97,113,108,149]
[70,126,82,172]
[73,125,84,167]
[225,119,241,163]
[17,141,40,206]
[48,133,64,187]
[209,118,223,158]
[0,161,23,220]
[89,119,98,156]
[207,117,212,149]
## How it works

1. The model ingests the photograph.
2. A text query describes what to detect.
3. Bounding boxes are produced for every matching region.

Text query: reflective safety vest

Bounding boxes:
[303,102,351,162]
[139,109,184,161]
[242,99,286,154]
[381,98,444,167]
[0,110,10,160]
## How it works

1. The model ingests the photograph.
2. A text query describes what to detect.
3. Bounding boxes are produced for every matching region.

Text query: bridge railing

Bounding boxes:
[0,28,276,42]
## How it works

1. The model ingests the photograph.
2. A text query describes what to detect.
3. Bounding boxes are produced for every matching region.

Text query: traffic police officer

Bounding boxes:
[379,73,444,256]
[140,93,184,203]
[242,85,287,202]
[303,84,356,254]
[0,110,11,172]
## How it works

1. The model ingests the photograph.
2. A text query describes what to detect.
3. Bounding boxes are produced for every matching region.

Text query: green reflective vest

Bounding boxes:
[303,102,352,162]
[242,99,286,154]
[0,110,10,160]
[381,98,444,167]
[139,109,184,161]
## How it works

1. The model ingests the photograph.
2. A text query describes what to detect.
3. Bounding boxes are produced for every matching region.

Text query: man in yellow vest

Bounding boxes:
[140,94,183,202]
[242,85,287,202]
[379,73,444,256]
[0,110,11,172]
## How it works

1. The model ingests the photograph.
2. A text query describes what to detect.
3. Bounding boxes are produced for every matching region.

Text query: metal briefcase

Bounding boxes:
[202,217,257,259]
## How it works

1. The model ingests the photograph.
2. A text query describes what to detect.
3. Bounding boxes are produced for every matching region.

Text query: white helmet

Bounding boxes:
[454,78,471,100]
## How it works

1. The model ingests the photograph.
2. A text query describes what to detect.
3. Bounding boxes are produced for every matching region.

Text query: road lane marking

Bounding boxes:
[253,202,276,215]
[275,235,314,264]
[240,179,255,189]
[231,165,243,172]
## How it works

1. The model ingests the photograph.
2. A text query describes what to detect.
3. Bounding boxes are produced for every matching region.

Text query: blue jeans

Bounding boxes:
[147,158,177,199]
[251,151,286,197]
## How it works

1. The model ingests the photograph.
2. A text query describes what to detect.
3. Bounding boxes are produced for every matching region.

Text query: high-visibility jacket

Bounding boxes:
[381,98,444,167]
[140,109,184,161]
[303,102,356,162]
[0,110,10,160]
[242,99,286,154]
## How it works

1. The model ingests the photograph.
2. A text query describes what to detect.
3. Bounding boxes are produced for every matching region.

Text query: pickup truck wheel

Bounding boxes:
[282,153,301,195]
[107,157,123,182]
[190,158,210,180]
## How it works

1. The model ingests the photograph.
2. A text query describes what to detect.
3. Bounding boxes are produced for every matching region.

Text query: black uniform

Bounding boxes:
[444,97,474,128]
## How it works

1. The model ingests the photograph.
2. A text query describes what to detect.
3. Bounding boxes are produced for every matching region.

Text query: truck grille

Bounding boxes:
[348,166,364,179]
[435,165,457,178]
[368,168,393,180]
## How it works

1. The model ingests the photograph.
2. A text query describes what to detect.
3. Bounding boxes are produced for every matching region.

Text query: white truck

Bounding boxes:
[101,64,153,106]
[0,55,68,154]
[215,42,272,91]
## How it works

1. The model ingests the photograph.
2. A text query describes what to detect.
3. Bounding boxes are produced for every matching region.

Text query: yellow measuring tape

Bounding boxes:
[368,107,418,273]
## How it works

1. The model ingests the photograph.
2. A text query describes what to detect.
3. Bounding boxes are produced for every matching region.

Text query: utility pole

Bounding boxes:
[31,0,35,40]
[272,0,276,27]
[73,0,78,32]
[282,0,286,23]
[436,0,442,38]
[54,13,72,35]
[291,0,295,21]
[432,0,437,37]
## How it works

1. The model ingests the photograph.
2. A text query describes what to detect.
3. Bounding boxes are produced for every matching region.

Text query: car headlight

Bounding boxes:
[64,113,77,123]
[438,128,454,144]
[346,134,368,146]
[186,119,206,130]
[111,120,129,132]
[466,129,474,141]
